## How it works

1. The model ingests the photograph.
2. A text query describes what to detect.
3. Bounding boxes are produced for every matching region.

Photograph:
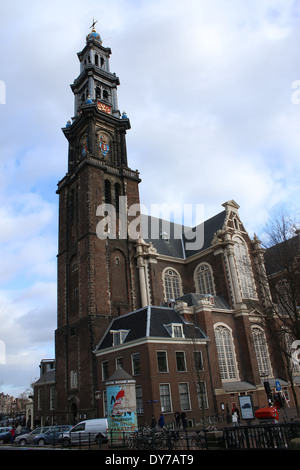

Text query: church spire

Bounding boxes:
[86,17,102,44]
[68,20,120,119]
[62,23,134,172]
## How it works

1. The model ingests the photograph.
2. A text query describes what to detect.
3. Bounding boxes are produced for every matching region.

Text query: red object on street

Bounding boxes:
[254,407,279,421]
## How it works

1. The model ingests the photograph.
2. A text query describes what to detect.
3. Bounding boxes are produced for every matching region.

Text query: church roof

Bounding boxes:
[95,305,208,352]
[141,210,227,259]
[33,369,55,386]
[106,368,135,382]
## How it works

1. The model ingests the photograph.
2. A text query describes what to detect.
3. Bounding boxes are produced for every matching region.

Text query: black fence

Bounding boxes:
[223,422,300,450]
[106,428,208,450]
[10,423,300,450]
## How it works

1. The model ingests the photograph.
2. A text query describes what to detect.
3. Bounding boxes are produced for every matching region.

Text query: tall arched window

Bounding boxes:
[115,183,121,215]
[163,269,182,301]
[195,263,215,295]
[104,179,111,204]
[251,326,272,377]
[214,325,238,380]
[233,236,256,299]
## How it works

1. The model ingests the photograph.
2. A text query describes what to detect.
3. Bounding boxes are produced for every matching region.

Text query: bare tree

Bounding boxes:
[251,211,300,416]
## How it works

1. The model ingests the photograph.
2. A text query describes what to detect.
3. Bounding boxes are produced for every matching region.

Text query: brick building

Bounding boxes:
[54,24,300,426]
[33,359,55,426]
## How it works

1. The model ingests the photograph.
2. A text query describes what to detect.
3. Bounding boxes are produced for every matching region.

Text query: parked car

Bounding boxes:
[0,427,12,444]
[14,426,54,446]
[33,425,73,446]
[0,426,28,444]
[59,419,108,447]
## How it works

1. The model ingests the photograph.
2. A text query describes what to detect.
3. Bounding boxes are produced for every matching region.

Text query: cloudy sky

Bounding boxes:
[0,0,300,397]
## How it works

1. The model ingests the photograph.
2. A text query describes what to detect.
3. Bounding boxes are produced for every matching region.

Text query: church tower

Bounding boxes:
[55,22,141,423]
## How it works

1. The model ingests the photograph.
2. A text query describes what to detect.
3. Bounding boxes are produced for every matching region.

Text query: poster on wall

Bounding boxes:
[238,395,254,421]
[107,384,137,435]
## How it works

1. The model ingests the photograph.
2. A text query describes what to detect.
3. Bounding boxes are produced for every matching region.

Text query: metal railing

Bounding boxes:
[106,427,209,450]
[13,423,300,450]
[223,422,300,450]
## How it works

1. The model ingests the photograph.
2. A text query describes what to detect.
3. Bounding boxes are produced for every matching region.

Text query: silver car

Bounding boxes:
[14,426,54,446]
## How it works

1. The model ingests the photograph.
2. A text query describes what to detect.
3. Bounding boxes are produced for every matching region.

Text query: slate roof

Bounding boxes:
[95,305,208,352]
[33,369,55,386]
[184,210,227,258]
[141,210,227,259]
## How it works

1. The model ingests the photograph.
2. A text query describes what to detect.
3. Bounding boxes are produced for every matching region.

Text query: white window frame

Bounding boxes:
[164,323,184,338]
[233,235,257,299]
[178,382,191,411]
[251,325,273,377]
[162,268,183,301]
[131,352,141,376]
[159,383,172,413]
[157,350,169,373]
[111,329,129,346]
[214,323,239,381]
[194,262,216,296]
[176,351,187,372]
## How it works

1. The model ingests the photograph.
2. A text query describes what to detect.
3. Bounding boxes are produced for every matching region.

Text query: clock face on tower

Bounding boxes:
[97,101,112,114]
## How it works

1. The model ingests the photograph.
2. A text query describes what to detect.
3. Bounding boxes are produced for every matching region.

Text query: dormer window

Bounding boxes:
[165,323,184,338]
[160,231,169,242]
[111,329,129,346]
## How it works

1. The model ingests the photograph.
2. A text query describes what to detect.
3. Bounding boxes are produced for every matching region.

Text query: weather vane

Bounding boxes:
[90,18,98,31]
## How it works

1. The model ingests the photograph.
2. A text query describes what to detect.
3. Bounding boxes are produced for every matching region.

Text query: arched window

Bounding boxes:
[195,263,215,295]
[104,179,111,204]
[233,236,256,299]
[95,86,101,99]
[251,326,272,377]
[163,269,182,301]
[214,325,238,380]
[115,183,121,215]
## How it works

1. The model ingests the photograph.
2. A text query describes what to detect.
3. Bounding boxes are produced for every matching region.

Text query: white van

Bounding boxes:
[59,418,108,447]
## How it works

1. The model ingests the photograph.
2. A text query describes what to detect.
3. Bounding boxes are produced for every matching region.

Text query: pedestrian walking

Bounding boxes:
[174,411,180,429]
[158,413,165,428]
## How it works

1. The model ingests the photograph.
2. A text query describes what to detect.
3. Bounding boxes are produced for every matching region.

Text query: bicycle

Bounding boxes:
[255,426,284,449]
[190,430,207,450]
